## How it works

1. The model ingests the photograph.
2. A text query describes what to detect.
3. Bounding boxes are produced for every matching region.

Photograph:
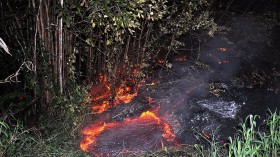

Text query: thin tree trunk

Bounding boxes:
[33,0,41,112]
[58,0,63,94]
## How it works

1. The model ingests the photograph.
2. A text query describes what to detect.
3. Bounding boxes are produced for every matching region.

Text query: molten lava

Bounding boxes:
[80,110,178,157]
[88,73,140,114]
[81,69,179,156]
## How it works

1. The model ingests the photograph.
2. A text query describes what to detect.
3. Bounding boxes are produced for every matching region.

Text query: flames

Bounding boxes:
[80,68,179,156]
[88,72,140,114]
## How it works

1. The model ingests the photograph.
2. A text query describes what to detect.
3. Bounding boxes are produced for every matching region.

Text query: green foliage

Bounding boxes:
[228,115,261,157]
[228,111,279,157]
[61,0,217,90]
[50,82,90,129]
[159,1,216,36]
[0,119,35,157]
[0,118,87,157]
[197,111,280,157]
[0,84,89,157]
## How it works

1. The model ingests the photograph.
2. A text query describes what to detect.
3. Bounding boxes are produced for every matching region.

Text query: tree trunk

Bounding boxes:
[58,0,63,94]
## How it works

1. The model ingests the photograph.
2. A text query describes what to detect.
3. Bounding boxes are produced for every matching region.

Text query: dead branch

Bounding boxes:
[0,61,35,84]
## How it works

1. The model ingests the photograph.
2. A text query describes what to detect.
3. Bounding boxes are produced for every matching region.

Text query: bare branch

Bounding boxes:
[0,61,35,84]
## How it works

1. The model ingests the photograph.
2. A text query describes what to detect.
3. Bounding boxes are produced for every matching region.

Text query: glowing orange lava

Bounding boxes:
[81,67,179,156]
[80,110,178,156]
[80,122,118,152]
[87,71,141,114]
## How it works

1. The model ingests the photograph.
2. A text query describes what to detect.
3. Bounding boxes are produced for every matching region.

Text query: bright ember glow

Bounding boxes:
[218,47,227,52]
[88,72,140,114]
[80,110,178,156]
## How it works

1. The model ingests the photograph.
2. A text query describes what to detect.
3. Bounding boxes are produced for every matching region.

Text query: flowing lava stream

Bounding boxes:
[80,110,178,156]
[80,72,179,156]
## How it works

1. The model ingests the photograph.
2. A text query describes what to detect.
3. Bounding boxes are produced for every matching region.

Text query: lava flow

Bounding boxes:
[80,70,179,156]
[80,110,178,157]
[89,72,140,114]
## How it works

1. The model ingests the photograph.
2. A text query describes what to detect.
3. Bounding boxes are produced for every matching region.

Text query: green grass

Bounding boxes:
[195,110,280,157]
[0,85,90,157]
[228,110,279,157]
[0,115,87,157]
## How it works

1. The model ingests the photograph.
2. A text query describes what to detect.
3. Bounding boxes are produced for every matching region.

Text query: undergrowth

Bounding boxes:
[228,110,279,157]
[0,116,87,157]
[0,85,89,157]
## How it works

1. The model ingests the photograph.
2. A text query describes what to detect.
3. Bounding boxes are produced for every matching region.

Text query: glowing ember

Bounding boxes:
[91,101,110,114]
[158,59,166,65]
[175,56,187,62]
[80,110,178,156]
[87,72,141,114]
[146,80,160,86]
[218,47,227,52]
[218,60,230,64]
[114,84,138,104]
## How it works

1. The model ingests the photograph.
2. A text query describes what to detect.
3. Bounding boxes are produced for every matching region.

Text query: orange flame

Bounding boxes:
[87,70,141,114]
